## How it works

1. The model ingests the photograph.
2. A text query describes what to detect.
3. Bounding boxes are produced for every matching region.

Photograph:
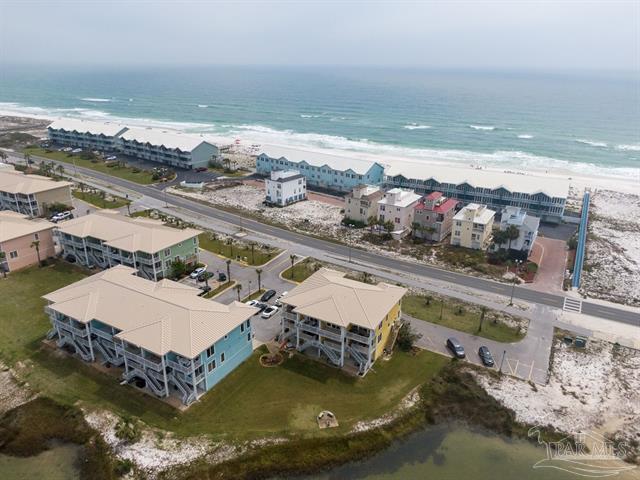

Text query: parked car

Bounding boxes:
[245,300,258,307]
[50,211,73,223]
[260,289,277,302]
[195,167,207,172]
[217,272,227,282]
[261,305,279,319]
[252,302,268,315]
[190,266,207,279]
[446,337,466,359]
[105,155,117,161]
[197,271,214,282]
[71,148,82,153]
[274,291,288,306]
[478,346,495,367]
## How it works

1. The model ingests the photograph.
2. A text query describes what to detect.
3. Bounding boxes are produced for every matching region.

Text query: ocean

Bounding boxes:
[0,65,638,179]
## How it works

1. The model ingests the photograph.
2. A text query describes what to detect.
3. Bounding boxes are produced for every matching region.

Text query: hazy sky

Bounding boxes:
[1,0,638,70]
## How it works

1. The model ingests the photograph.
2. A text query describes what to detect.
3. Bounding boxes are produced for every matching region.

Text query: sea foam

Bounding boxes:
[81,97,112,103]
[404,124,432,130]
[469,125,496,131]
[616,144,640,152]
[517,134,534,139]
[575,139,608,148]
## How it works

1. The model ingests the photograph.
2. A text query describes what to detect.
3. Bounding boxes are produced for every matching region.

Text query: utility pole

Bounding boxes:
[509,279,516,306]
[499,350,507,374]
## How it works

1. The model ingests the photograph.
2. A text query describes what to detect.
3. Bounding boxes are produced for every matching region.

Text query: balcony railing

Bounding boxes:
[346,330,371,344]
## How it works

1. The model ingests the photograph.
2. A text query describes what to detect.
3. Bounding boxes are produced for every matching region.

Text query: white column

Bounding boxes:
[86,323,95,361]
[191,358,198,400]
[161,355,169,397]
[340,327,345,367]
[82,238,90,267]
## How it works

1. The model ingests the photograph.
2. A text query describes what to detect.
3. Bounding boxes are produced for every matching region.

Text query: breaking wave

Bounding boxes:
[517,134,534,139]
[81,97,112,102]
[469,125,496,131]
[404,124,432,130]
[616,144,640,152]
[575,139,608,148]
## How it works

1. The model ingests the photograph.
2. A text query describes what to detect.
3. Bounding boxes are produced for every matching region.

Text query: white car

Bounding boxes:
[275,291,288,306]
[71,148,82,153]
[189,266,207,279]
[50,211,73,223]
[245,300,258,307]
[261,305,279,319]
[106,155,117,161]
[62,147,73,152]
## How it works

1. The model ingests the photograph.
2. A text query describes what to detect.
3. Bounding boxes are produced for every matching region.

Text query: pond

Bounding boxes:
[0,443,81,480]
[305,425,638,480]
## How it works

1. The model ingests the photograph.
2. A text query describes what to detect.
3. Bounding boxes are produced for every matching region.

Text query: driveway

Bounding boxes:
[526,237,568,294]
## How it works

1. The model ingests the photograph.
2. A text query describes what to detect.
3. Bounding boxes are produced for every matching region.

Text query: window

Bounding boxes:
[165,259,171,268]
[246,319,251,328]
[194,365,203,376]
[224,334,228,340]
[164,248,171,256]
[207,360,216,372]
[220,352,225,363]
[193,238,197,244]
[34,232,39,240]
[206,346,215,358]
[9,251,18,259]
[241,323,245,333]
[247,333,251,342]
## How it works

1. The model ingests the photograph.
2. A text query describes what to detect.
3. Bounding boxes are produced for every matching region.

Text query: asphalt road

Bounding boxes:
[9,152,640,327]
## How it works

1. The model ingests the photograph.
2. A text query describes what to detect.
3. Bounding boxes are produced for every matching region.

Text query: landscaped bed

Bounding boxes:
[23,147,156,184]
[198,232,281,266]
[72,189,130,209]
[401,293,527,343]
[281,257,324,282]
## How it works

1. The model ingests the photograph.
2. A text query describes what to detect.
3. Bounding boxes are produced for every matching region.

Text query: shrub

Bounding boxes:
[114,458,134,476]
[396,323,422,352]
[114,416,142,444]
[170,259,187,279]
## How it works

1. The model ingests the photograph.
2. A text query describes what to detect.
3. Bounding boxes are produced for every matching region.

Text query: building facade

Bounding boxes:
[0,211,56,272]
[280,268,406,376]
[48,118,128,151]
[256,146,385,192]
[413,192,458,242]
[118,127,219,170]
[451,203,496,250]
[0,168,73,217]
[384,163,569,223]
[493,206,540,255]
[377,188,422,239]
[44,266,256,405]
[55,211,201,280]
[265,170,307,206]
[344,185,383,225]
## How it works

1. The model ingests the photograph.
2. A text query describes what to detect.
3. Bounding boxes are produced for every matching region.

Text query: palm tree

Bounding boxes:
[56,164,65,177]
[505,225,520,250]
[256,268,263,290]
[0,151,7,162]
[225,259,232,281]
[234,283,242,301]
[30,240,42,267]
[478,306,487,332]
[361,271,372,284]
[249,242,257,264]
[226,238,234,258]
[24,153,31,167]
[411,221,422,239]
[367,216,377,233]
[289,254,297,280]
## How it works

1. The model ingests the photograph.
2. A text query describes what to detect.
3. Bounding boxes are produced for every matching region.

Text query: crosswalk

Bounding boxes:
[563,297,583,314]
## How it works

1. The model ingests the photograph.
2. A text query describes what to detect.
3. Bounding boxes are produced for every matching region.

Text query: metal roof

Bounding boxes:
[48,118,128,137]
[0,210,55,242]
[0,169,73,195]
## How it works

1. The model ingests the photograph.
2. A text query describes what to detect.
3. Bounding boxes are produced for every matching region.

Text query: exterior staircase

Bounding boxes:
[93,337,124,366]
[346,344,367,374]
[167,373,197,405]
[299,339,341,366]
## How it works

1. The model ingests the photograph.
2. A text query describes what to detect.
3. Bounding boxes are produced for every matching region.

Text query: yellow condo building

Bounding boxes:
[280,268,406,376]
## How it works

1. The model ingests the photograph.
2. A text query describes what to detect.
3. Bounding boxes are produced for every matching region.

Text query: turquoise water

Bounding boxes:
[0,65,638,178]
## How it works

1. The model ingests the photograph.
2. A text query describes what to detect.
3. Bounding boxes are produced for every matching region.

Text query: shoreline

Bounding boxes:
[0,112,638,196]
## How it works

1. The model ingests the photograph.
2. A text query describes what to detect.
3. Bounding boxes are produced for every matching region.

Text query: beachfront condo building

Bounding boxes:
[48,118,128,151]
[44,265,256,405]
[48,120,219,170]
[280,268,406,376]
[118,127,219,170]
[493,206,540,255]
[451,203,496,250]
[413,192,459,242]
[377,188,422,239]
[0,211,56,272]
[0,167,73,217]
[55,210,201,280]
[384,162,568,224]
[344,184,384,225]
[256,145,385,193]
[265,170,307,206]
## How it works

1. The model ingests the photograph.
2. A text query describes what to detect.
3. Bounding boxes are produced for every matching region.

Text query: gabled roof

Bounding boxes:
[0,210,55,242]
[282,268,406,330]
[0,169,72,195]
[48,118,128,137]
[259,145,385,176]
[55,210,201,254]
[120,127,216,153]
[43,266,256,358]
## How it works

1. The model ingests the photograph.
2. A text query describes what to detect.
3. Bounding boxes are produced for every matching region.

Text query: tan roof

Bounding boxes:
[56,210,201,254]
[282,268,406,330]
[0,169,72,195]
[43,265,257,358]
[0,210,55,242]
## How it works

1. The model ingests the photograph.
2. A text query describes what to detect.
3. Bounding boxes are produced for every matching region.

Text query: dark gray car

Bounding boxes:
[446,337,466,359]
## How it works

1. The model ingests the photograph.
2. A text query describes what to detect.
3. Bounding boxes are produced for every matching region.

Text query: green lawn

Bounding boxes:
[402,294,525,343]
[281,257,323,283]
[198,233,281,266]
[23,147,156,184]
[0,261,449,442]
[241,289,265,302]
[72,190,130,209]
[203,281,234,299]
[207,166,248,177]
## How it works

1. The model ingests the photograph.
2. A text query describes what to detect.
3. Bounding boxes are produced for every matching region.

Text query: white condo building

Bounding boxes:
[265,170,307,207]
[377,188,422,239]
